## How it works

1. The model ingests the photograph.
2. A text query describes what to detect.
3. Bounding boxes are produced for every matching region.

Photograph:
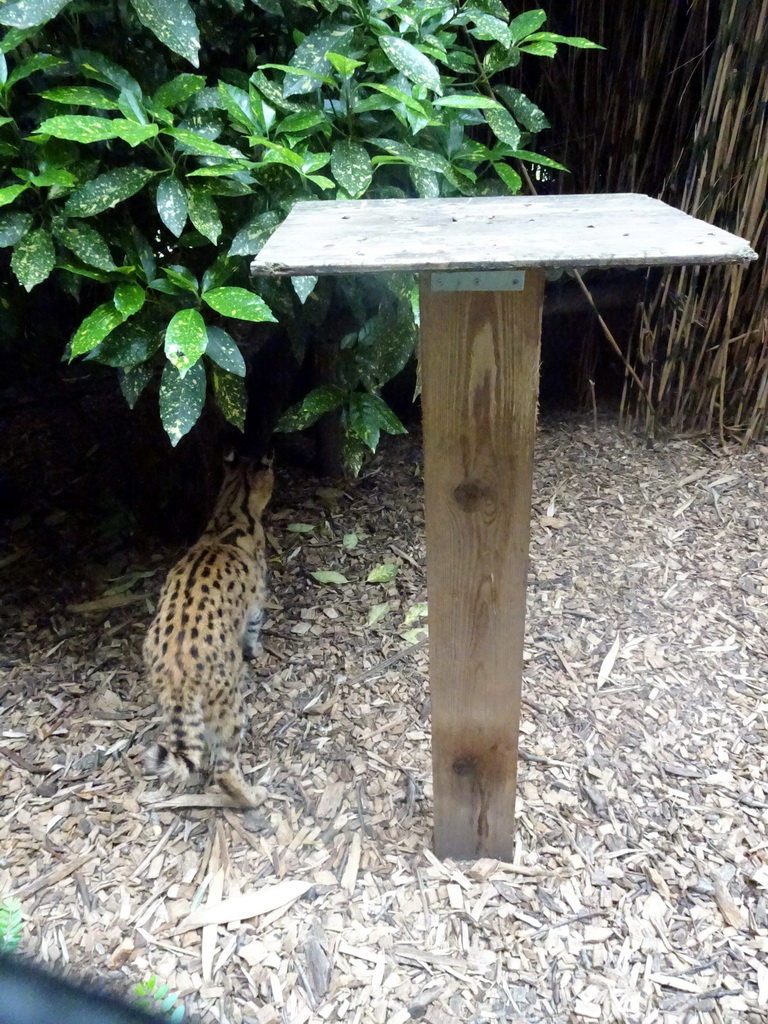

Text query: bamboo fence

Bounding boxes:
[533,0,767,442]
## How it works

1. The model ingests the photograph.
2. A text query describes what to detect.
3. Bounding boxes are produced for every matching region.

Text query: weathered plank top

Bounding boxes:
[250,194,757,276]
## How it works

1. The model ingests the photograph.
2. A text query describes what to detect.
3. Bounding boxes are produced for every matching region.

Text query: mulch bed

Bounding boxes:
[1,414,767,1023]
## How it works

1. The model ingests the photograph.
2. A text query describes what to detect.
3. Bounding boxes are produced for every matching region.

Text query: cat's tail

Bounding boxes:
[145,741,202,782]
[145,690,205,783]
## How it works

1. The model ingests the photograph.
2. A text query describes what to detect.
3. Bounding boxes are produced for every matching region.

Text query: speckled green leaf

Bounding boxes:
[518,40,557,57]
[471,0,509,18]
[262,62,334,87]
[306,173,334,190]
[114,283,146,316]
[159,359,206,446]
[202,287,276,323]
[0,51,6,85]
[0,0,71,29]
[311,570,348,585]
[117,88,146,125]
[201,254,237,292]
[509,9,547,42]
[218,81,258,129]
[70,302,125,356]
[282,26,354,97]
[483,43,520,75]
[485,105,521,149]
[359,310,416,388]
[58,262,111,283]
[342,433,366,477]
[186,162,254,179]
[11,228,54,291]
[493,161,522,194]
[1,27,33,52]
[228,209,282,257]
[129,0,200,67]
[348,392,406,447]
[409,165,439,198]
[163,265,198,293]
[330,140,372,198]
[434,93,501,110]
[370,138,449,174]
[378,37,442,95]
[156,177,188,237]
[367,601,391,627]
[370,393,407,435]
[253,138,304,170]
[0,184,28,208]
[211,364,247,431]
[510,149,568,171]
[92,322,159,366]
[0,210,32,246]
[468,13,512,47]
[74,49,138,92]
[291,275,317,304]
[36,115,158,146]
[276,384,345,432]
[348,392,381,452]
[494,86,549,132]
[367,562,398,584]
[7,53,64,87]
[205,326,245,376]
[187,188,221,244]
[326,52,363,79]
[165,307,207,376]
[273,109,328,135]
[153,73,205,109]
[525,31,604,50]
[250,71,303,114]
[39,86,121,110]
[30,167,75,187]
[55,221,117,270]
[361,83,430,119]
[64,167,157,216]
[119,362,153,408]
[165,126,242,160]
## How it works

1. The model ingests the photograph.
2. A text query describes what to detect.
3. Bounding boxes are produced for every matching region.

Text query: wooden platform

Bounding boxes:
[251,194,758,276]
[251,194,757,861]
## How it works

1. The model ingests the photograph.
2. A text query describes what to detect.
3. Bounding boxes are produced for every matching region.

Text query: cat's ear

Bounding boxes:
[260,451,275,470]
[223,449,238,465]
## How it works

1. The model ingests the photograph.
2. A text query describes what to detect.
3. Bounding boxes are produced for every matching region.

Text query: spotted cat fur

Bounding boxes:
[143,455,274,806]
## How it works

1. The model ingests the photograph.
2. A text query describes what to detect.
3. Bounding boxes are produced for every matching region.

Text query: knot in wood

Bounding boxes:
[453,479,490,512]
[452,755,478,777]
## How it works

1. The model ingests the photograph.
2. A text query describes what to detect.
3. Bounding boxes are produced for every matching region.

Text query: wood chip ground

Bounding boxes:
[1,416,767,1023]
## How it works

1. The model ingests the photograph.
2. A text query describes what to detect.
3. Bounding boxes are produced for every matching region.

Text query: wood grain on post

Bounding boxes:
[420,271,544,860]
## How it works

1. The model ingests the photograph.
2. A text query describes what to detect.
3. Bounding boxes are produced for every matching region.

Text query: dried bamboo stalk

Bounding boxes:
[534,0,766,441]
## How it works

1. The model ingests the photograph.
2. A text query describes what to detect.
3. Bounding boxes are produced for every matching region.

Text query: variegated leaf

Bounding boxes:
[159,359,206,446]
[330,140,372,197]
[156,177,188,237]
[64,167,157,217]
[165,307,207,376]
[11,228,54,291]
[129,0,200,67]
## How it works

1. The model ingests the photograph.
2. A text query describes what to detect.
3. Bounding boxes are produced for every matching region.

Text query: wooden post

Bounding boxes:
[252,195,756,860]
[420,270,544,860]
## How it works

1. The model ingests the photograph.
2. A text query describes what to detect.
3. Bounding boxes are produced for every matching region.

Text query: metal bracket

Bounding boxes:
[430,270,526,293]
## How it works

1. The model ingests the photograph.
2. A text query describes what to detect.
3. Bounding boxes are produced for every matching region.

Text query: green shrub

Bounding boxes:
[0,0,599,469]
